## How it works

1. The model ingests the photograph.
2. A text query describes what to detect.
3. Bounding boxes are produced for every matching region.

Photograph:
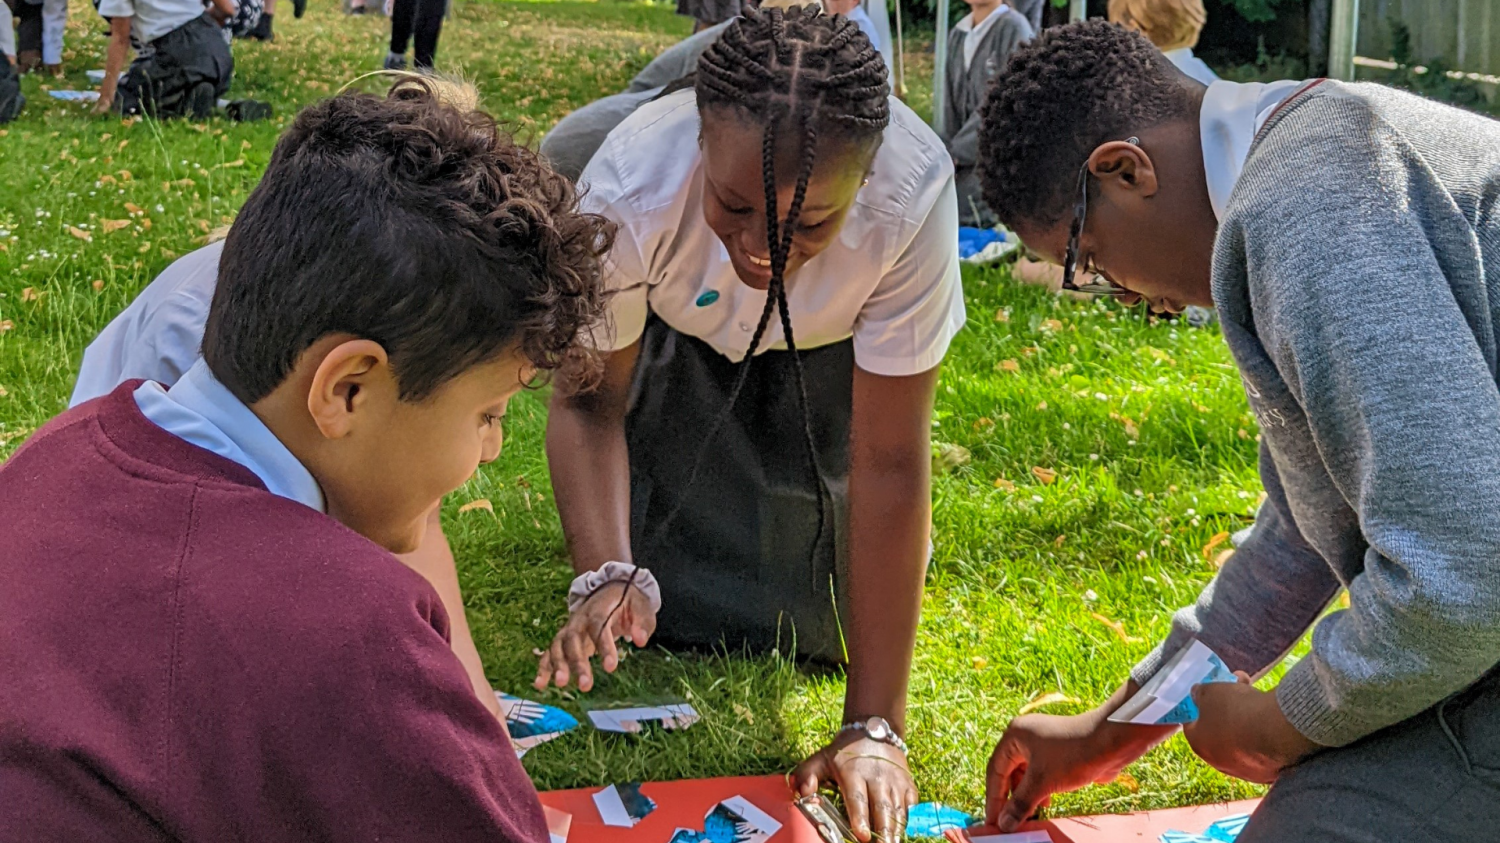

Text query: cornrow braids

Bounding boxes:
[598,5,892,628]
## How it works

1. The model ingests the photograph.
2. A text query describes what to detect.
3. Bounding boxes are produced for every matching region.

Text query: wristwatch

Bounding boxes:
[839,716,908,755]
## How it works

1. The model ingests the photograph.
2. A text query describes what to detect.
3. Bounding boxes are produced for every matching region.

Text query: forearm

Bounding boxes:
[100,25,132,104]
[842,464,928,733]
[1133,445,1338,685]
[545,349,637,575]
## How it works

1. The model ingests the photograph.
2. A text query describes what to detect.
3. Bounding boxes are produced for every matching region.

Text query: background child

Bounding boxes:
[1108,0,1216,84]
[0,77,609,840]
[976,22,1500,841]
[385,0,444,69]
[95,0,234,117]
[941,0,1032,225]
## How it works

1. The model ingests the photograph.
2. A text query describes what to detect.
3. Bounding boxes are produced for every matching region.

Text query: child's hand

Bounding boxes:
[1182,672,1320,784]
[985,706,1170,832]
[534,581,656,692]
[92,92,115,116]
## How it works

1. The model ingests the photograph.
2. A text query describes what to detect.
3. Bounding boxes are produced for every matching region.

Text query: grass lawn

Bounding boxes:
[0,0,1287,825]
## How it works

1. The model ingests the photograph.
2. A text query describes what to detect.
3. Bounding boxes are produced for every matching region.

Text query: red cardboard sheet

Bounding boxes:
[539,774,1260,843]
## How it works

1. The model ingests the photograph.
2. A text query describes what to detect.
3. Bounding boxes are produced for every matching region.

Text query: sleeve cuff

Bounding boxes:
[1130,641,1171,688]
[1275,657,1353,748]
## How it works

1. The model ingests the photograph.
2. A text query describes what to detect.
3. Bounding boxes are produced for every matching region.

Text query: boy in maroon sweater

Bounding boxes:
[0,77,611,842]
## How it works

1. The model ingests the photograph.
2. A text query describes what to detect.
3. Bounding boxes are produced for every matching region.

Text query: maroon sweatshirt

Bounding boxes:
[0,383,549,843]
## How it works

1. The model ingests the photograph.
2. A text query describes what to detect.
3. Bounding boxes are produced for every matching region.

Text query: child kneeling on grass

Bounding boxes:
[94,0,234,118]
[0,78,611,841]
[976,21,1500,842]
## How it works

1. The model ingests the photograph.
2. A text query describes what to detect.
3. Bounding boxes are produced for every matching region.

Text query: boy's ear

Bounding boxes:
[306,339,392,440]
[1088,140,1160,200]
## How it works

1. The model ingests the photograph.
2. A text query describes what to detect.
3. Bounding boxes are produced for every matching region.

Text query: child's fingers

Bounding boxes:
[548,634,572,688]
[841,774,874,843]
[596,623,621,674]
[561,633,593,692]
[534,651,553,690]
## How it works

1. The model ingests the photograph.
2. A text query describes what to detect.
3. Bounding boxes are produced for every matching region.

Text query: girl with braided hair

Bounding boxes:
[538,6,963,840]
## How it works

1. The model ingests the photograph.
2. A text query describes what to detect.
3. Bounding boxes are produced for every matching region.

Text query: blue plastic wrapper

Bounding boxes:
[906,802,976,838]
[958,227,1005,259]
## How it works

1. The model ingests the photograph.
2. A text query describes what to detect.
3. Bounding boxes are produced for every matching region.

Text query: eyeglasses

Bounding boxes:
[1060,138,1138,297]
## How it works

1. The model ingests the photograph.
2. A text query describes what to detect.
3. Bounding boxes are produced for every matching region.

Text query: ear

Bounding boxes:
[1087,139,1160,200]
[305,339,391,440]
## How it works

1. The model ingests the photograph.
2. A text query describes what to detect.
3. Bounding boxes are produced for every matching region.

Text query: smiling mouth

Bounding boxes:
[746,253,772,268]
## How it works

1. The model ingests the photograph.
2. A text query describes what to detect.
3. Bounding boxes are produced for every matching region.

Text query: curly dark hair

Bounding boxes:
[204,75,614,404]
[978,20,1199,230]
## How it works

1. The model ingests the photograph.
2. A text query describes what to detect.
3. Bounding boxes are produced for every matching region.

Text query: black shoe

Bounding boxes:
[187,81,216,120]
[226,99,273,121]
[383,52,407,70]
[248,12,273,40]
[293,0,306,17]
[348,5,365,13]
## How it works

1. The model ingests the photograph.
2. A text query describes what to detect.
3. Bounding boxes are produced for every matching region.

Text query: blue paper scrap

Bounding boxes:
[1160,812,1251,843]
[958,227,1004,260]
[906,802,976,838]
[669,803,761,843]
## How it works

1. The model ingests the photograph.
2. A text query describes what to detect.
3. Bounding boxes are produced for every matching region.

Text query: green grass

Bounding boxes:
[0,0,1281,824]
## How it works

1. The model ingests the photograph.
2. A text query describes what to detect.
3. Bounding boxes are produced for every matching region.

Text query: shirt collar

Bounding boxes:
[1198,78,1307,221]
[955,4,1009,35]
[134,358,326,512]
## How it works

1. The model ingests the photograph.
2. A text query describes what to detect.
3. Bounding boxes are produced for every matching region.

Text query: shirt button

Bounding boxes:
[739,322,751,332]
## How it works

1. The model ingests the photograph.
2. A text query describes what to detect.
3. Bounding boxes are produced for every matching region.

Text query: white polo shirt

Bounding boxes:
[97,0,205,47]
[580,89,965,378]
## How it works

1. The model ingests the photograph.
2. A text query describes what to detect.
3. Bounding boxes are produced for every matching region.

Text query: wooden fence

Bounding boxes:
[1355,0,1499,77]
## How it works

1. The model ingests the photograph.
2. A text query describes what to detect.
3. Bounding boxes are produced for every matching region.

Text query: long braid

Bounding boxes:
[601,5,891,629]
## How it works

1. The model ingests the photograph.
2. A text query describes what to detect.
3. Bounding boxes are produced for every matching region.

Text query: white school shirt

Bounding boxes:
[134,357,326,511]
[1198,78,1305,222]
[954,5,1009,72]
[97,0,203,46]
[579,89,965,378]
[1163,47,1218,86]
[72,240,221,407]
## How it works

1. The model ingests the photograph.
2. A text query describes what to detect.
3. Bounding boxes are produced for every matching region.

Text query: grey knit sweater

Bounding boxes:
[1131,81,1500,748]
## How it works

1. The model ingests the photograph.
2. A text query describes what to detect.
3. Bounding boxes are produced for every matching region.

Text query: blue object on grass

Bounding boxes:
[498,693,579,739]
[905,802,976,838]
[958,226,1005,260]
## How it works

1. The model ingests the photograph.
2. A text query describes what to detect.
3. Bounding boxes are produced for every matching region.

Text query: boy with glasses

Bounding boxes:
[975,20,1500,842]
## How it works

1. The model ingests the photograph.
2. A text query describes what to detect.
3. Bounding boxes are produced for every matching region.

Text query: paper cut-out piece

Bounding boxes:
[88,69,107,82]
[668,796,783,843]
[585,700,700,733]
[1109,639,1237,725]
[964,832,1053,843]
[544,806,572,843]
[594,783,657,828]
[1160,812,1250,843]
[48,90,100,102]
[498,692,579,756]
[907,803,976,838]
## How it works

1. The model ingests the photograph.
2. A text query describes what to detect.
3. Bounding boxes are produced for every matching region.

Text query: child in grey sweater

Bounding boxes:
[975,22,1500,842]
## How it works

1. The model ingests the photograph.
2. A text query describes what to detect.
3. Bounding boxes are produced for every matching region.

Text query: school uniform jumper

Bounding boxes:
[942,6,1032,226]
[1138,80,1500,841]
[0,371,549,842]
[579,89,964,660]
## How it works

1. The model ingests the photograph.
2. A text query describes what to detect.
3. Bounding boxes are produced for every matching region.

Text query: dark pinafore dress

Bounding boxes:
[625,313,852,663]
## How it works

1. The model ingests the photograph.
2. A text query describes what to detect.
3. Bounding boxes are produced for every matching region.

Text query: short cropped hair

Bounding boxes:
[204,76,613,404]
[1108,0,1207,52]
[978,21,1199,230]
